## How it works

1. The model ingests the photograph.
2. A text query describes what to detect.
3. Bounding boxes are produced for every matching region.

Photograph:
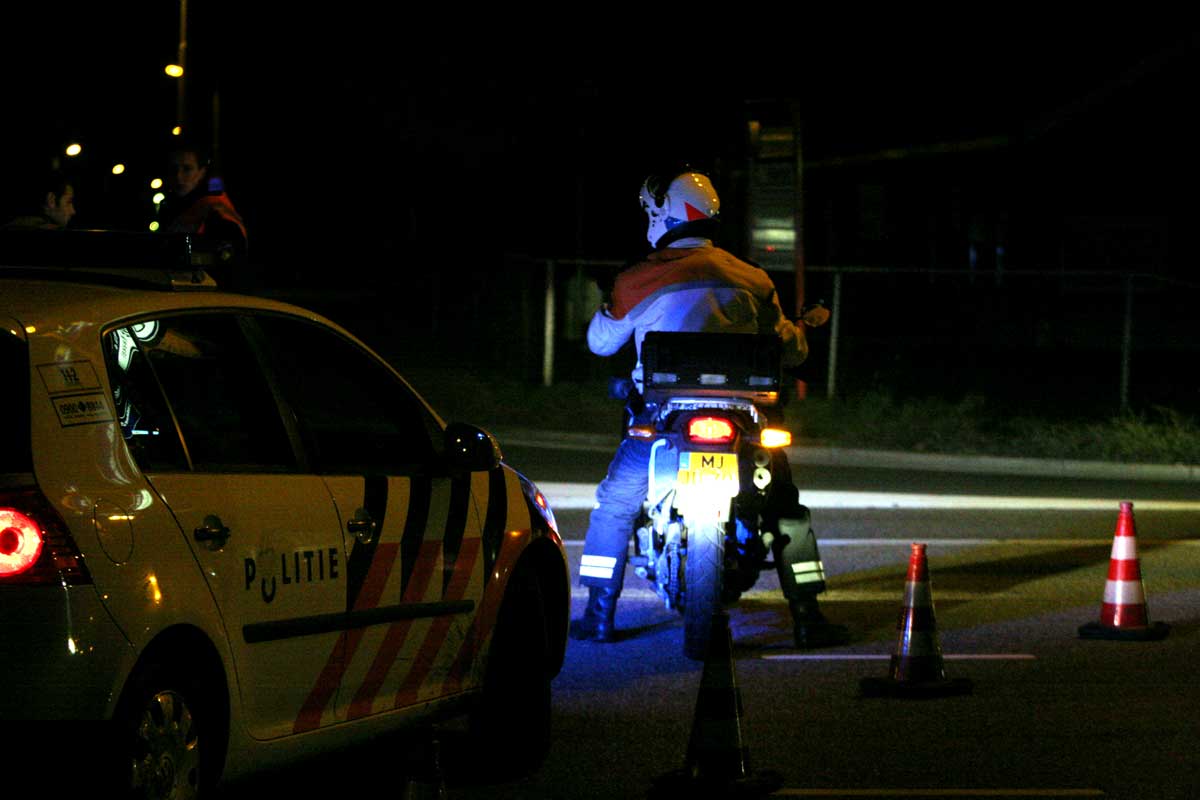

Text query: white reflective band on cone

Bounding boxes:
[1104,579,1147,605]
[1110,537,1139,560]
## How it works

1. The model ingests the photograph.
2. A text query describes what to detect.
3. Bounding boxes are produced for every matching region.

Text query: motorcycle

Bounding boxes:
[617,306,834,660]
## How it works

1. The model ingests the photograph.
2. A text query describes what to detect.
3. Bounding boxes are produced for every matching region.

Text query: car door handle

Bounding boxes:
[194,515,231,549]
[347,511,378,543]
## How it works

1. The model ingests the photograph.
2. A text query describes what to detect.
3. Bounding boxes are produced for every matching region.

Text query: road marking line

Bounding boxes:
[772,790,1103,797]
[761,654,1036,661]
[535,482,1200,512]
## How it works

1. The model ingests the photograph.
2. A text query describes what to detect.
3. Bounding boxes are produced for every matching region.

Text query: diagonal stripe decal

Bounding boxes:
[295,474,408,734]
[480,467,508,578]
[344,475,389,612]
[444,482,544,694]
[393,537,482,709]
[399,475,433,598]
[347,540,442,720]
[293,542,398,733]
[441,475,472,595]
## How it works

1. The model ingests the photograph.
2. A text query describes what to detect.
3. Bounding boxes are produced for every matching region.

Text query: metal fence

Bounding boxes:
[521,258,1199,415]
[280,256,1197,416]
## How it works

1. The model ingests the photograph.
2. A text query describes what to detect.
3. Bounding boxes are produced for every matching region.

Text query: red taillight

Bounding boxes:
[0,509,44,577]
[686,416,736,444]
[0,489,90,585]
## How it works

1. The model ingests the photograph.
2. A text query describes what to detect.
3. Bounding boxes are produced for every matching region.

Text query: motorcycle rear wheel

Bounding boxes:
[682,521,725,661]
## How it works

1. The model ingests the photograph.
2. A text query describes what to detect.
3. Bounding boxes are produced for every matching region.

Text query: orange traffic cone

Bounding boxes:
[651,610,782,798]
[861,543,972,698]
[1079,502,1170,641]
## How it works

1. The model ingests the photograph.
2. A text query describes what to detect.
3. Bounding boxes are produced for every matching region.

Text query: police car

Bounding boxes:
[0,230,569,797]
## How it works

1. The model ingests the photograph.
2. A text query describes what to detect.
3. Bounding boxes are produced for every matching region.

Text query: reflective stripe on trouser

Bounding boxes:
[772,510,827,598]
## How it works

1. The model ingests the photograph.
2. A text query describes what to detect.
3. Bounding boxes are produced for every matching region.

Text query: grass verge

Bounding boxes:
[401,368,1200,466]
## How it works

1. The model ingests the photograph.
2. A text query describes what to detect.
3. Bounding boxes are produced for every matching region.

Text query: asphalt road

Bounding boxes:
[219,438,1200,799]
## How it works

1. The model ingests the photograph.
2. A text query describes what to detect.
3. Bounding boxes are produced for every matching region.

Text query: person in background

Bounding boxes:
[4,170,76,230]
[159,142,247,287]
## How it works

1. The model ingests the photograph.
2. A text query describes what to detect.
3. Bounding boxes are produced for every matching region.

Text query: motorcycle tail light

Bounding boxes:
[0,488,91,585]
[686,416,735,444]
[760,428,792,448]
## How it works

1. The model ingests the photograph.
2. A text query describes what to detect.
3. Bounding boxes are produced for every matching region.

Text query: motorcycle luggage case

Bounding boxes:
[641,332,781,405]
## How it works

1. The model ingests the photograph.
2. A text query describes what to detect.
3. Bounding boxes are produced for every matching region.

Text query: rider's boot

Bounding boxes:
[788,594,849,648]
[569,585,619,643]
[770,508,850,648]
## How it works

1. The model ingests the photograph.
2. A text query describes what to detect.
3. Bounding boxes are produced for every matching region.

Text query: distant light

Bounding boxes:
[65,143,82,157]
[171,126,182,136]
[148,221,160,232]
[150,178,163,189]
[112,164,126,175]
[24,326,36,335]
[165,64,184,78]
[152,192,166,205]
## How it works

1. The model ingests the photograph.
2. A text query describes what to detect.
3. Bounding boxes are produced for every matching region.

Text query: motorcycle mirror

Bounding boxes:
[799,303,831,328]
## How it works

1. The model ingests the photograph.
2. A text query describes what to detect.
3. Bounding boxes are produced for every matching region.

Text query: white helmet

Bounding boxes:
[639,170,720,248]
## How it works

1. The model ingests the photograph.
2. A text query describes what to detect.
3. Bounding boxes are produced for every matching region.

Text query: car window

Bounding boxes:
[0,330,32,473]
[252,315,439,474]
[107,315,296,473]
[104,321,189,471]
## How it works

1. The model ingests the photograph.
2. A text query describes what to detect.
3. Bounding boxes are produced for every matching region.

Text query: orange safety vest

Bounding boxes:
[167,193,247,242]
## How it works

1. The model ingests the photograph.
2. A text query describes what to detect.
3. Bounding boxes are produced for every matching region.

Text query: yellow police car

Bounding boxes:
[0,230,569,797]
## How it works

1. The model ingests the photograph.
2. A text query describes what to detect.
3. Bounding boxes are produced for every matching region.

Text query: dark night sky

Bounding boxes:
[5,11,1198,279]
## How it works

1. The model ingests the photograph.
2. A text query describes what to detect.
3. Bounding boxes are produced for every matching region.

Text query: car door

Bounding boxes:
[103,313,347,740]
[249,314,488,724]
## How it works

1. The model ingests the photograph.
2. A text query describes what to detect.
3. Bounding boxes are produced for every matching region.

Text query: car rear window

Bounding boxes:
[0,330,32,473]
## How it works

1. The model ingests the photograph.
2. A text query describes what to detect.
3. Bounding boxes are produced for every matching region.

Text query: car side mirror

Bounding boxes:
[443,423,503,472]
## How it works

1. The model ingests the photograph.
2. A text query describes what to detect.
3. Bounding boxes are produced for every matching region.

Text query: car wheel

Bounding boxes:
[470,564,552,778]
[118,661,220,799]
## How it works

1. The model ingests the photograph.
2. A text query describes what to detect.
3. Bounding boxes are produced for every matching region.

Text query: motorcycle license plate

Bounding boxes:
[677,451,739,494]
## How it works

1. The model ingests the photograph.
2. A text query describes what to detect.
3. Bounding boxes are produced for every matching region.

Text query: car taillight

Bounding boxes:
[0,489,91,586]
[0,508,43,576]
[686,416,736,445]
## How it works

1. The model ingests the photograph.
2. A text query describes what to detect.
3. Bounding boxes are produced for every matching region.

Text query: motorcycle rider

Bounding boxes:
[571,167,847,647]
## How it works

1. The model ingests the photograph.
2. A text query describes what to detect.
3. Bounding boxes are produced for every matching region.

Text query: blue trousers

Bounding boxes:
[579,438,652,592]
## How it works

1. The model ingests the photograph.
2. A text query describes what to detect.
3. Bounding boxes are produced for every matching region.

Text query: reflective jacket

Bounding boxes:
[164,191,247,244]
[586,242,807,391]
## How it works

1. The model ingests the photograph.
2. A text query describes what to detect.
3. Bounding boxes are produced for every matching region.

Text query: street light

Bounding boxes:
[112,164,126,175]
[164,64,184,78]
[65,143,82,157]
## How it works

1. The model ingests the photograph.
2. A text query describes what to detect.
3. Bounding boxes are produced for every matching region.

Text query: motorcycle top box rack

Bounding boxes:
[640,331,782,406]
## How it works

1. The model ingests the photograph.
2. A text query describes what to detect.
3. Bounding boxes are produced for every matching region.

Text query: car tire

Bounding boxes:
[470,564,552,779]
[117,659,223,799]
